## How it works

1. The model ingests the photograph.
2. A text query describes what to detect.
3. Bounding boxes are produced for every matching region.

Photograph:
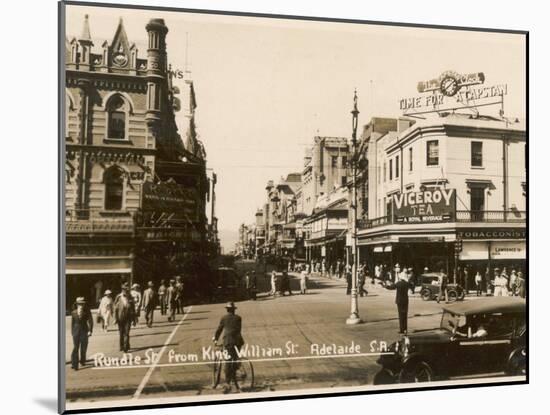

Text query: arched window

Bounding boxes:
[104,167,124,210]
[107,95,128,139]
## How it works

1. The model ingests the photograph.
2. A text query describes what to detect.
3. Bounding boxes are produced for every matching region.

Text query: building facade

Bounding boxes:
[65,16,211,307]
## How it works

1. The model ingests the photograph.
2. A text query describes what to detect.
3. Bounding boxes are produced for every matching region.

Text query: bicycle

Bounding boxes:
[211,343,254,391]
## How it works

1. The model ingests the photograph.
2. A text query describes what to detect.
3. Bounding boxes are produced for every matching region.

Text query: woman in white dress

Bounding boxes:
[98,290,114,332]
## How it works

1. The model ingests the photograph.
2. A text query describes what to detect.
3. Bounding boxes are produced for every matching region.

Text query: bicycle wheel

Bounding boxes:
[235,358,255,390]
[212,357,223,389]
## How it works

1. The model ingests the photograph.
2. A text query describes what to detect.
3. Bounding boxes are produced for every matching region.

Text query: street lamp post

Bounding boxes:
[346,90,362,325]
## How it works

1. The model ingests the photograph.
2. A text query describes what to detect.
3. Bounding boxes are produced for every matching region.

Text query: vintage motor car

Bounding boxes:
[419,272,465,302]
[373,297,526,384]
[210,267,245,301]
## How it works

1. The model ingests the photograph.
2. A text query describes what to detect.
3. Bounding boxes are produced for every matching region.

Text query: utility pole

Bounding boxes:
[346,90,362,325]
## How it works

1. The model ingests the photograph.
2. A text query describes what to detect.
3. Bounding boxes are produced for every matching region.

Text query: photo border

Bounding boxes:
[58,1,529,413]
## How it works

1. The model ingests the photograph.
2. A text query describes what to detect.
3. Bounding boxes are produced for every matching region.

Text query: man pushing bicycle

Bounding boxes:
[212,302,244,392]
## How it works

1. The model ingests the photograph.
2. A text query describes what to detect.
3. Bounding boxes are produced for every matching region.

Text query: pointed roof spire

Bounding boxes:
[80,14,92,42]
[111,17,129,52]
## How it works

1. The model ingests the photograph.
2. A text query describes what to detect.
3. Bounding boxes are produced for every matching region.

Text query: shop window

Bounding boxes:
[104,167,124,210]
[427,140,439,166]
[342,156,347,168]
[389,159,393,180]
[106,95,127,139]
[341,176,347,187]
[409,147,413,171]
[331,156,338,168]
[471,141,483,167]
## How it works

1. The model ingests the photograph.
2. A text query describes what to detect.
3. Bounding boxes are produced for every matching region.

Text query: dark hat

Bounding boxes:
[225,302,237,310]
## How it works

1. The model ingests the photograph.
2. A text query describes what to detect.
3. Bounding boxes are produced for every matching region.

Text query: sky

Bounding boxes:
[65,4,526,252]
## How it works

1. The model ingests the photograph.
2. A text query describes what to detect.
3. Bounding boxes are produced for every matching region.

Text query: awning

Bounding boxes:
[66,256,133,275]
[66,268,132,275]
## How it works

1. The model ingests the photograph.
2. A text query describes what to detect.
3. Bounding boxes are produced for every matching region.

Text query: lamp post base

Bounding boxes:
[346,313,362,325]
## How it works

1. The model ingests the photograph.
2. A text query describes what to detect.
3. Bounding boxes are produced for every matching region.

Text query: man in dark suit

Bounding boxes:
[212,302,245,391]
[114,283,136,353]
[71,297,93,370]
[395,274,410,334]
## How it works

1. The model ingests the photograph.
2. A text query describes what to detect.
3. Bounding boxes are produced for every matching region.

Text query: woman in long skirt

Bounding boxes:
[98,290,114,332]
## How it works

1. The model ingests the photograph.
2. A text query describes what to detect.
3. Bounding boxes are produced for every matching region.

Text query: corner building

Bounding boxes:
[65,16,209,307]
[357,114,526,281]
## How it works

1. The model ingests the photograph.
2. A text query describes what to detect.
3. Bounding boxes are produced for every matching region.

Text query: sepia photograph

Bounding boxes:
[59,1,527,412]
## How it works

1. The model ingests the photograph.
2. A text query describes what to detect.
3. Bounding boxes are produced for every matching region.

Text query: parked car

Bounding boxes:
[373,297,526,384]
[419,272,465,302]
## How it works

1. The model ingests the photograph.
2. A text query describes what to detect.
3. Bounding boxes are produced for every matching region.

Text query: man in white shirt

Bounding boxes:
[493,268,509,296]
[300,267,308,295]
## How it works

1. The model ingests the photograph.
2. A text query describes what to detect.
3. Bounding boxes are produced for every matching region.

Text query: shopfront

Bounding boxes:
[457,228,526,276]
[358,237,455,279]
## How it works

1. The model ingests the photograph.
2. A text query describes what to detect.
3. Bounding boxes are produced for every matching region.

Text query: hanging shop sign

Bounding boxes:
[392,188,456,223]
[400,70,507,115]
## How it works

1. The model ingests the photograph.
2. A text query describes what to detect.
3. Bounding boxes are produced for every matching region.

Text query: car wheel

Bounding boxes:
[507,348,526,376]
[373,368,396,385]
[447,290,458,302]
[420,289,432,301]
[399,361,433,383]
[457,290,465,301]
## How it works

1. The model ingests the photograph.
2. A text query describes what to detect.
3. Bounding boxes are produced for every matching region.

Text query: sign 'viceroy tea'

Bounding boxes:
[392,188,456,223]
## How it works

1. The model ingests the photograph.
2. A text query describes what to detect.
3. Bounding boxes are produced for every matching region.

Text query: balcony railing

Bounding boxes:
[455,210,526,223]
[357,210,526,230]
[66,209,135,233]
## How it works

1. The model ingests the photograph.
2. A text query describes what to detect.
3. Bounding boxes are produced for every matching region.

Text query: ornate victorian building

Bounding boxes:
[65,16,211,307]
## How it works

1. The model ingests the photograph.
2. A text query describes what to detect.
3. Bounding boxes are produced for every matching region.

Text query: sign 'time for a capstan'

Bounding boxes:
[400,70,507,113]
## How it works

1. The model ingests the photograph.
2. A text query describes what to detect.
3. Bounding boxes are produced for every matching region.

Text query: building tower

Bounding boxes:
[78,14,93,70]
[145,18,169,130]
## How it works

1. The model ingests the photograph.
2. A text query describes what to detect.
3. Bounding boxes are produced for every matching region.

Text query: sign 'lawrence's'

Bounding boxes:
[392,188,456,223]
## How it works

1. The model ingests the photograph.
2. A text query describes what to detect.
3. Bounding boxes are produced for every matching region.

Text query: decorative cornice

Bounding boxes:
[66,71,148,92]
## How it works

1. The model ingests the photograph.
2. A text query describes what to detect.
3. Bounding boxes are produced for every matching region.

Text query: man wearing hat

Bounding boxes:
[166,279,177,322]
[395,274,410,334]
[158,279,167,315]
[212,302,245,391]
[142,281,157,328]
[114,283,136,353]
[175,276,185,315]
[71,297,93,370]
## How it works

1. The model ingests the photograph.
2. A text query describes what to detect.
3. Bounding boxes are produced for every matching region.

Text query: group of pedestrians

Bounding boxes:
[309,258,346,279]
[267,265,309,296]
[70,276,188,371]
[484,267,526,298]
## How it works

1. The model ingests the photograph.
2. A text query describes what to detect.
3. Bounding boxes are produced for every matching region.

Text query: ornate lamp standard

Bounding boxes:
[346,90,362,325]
